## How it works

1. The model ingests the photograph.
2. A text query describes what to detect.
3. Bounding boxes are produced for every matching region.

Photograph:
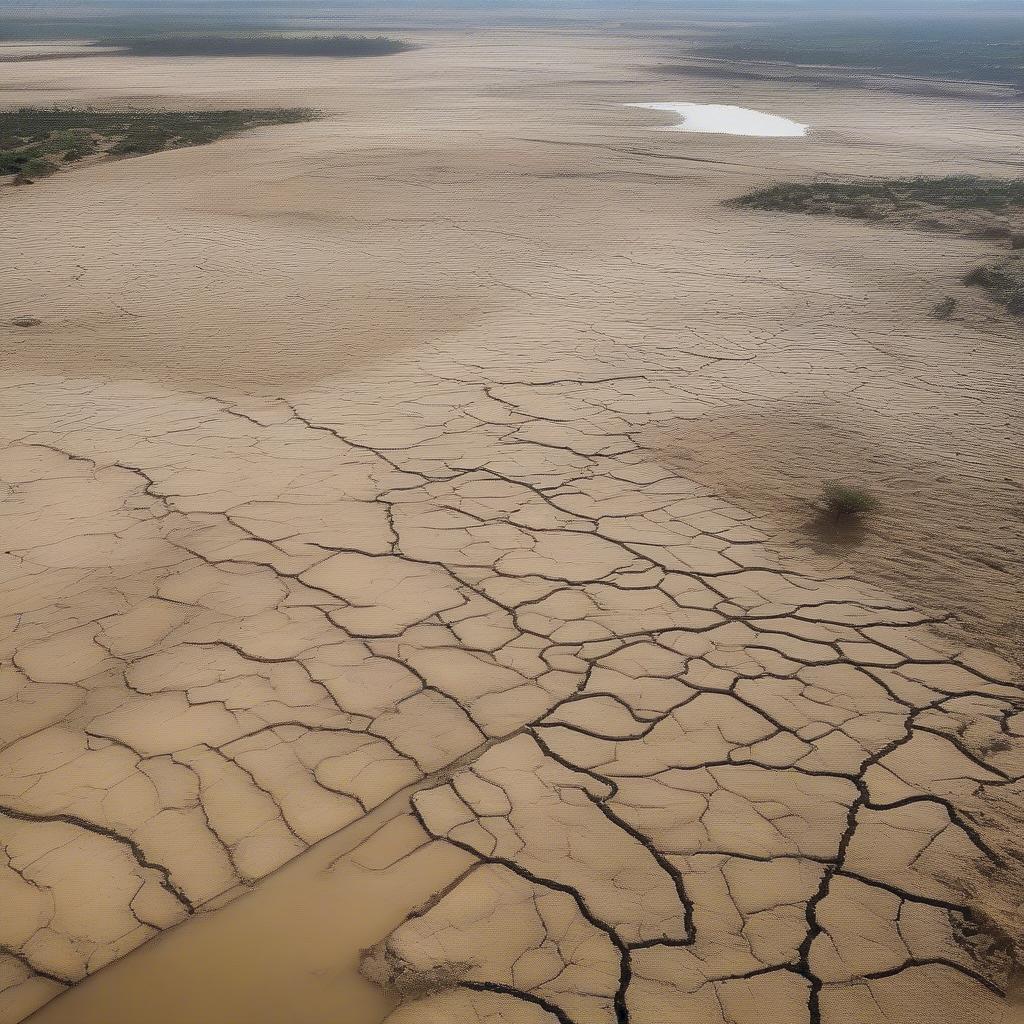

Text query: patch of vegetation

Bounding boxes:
[97,34,412,59]
[931,296,958,320]
[822,481,879,518]
[0,107,315,183]
[693,16,1024,88]
[0,13,267,42]
[730,176,1024,273]
[732,176,1024,220]
[963,255,1024,316]
[730,176,1024,321]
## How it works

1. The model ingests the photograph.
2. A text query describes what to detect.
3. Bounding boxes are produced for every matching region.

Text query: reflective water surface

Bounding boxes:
[627,101,809,137]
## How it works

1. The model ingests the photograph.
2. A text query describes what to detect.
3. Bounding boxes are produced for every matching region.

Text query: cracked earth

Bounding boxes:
[2,20,1023,1024]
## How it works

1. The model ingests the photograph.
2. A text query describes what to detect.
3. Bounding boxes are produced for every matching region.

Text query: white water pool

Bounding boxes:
[626,102,809,137]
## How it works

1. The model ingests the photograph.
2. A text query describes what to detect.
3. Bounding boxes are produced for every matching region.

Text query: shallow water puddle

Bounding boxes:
[27,807,474,1024]
[626,101,809,137]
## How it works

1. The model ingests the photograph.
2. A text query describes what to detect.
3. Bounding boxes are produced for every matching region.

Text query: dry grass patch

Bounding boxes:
[822,481,879,519]
[963,255,1024,316]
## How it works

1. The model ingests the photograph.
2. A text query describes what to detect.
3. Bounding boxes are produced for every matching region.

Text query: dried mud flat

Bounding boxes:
[1,21,1024,1024]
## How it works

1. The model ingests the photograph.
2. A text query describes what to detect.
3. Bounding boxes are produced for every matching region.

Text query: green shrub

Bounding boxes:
[14,156,55,181]
[822,481,879,518]
[931,296,958,320]
[109,130,170,155]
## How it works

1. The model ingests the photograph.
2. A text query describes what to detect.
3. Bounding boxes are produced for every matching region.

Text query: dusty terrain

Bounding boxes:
[1,17,1023,1024]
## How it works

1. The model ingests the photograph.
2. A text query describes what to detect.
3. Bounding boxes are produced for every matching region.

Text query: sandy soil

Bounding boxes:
[1,19,1023,1024]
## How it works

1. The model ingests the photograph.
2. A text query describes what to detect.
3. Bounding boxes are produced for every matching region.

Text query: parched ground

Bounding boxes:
[1,21,1023,1024]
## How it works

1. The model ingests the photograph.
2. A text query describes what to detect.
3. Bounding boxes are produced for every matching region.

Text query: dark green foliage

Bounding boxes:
[732,177,1024,218]
[0,13,268,42]
[0,151,27,174]
[108,131,169,155]
[0,107,316,181]
[14,156,56,181]
[694,16,1024,87]
[931,297,958,320]
[45,128,97,162]
[822,481,879,518]
[96,34,412,58]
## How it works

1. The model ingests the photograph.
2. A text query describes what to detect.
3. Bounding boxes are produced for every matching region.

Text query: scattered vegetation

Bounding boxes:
[963,256,1024,316]
[731,176,1024,321]
[730,176,1024,238]
[0,107,315,183]
[96,33,412,58]
[0,13,268,41]
[822,481,879,519]
[0,29,412,63]
[692,16,1024,88]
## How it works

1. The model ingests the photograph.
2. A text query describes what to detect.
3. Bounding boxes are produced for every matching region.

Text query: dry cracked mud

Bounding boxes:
[1,17,1023,1024]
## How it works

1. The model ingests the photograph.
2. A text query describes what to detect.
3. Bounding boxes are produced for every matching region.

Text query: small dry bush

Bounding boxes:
[822,481,879,518]
[963,256,1024,314]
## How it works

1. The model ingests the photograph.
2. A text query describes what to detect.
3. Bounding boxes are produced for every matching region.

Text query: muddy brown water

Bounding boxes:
[26,808,472,1024]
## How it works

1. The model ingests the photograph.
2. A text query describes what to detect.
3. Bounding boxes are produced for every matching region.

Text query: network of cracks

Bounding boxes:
[0,362,1021,1024]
